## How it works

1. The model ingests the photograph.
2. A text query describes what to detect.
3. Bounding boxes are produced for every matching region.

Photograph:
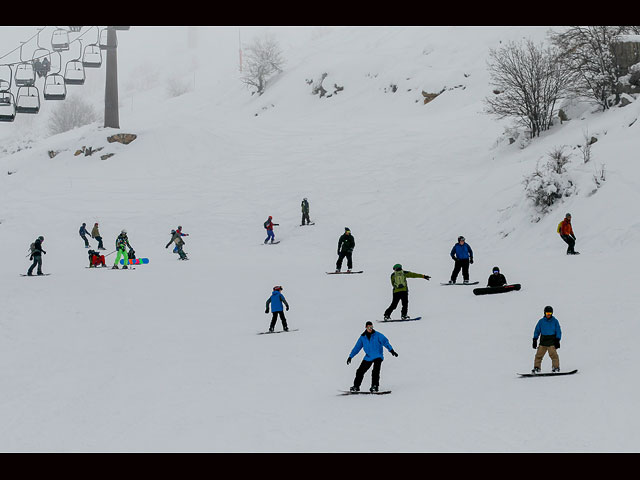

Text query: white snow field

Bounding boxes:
[1,26,640,452]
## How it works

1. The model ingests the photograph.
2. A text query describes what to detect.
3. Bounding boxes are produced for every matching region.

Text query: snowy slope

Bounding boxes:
[1,26,640,452]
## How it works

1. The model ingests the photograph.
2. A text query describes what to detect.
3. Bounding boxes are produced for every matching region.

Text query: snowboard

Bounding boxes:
[338,390,392,396]
[379,316,422,322]
[111,267,136,270]
[440,281,479,286]
[85,266,108,269]
[326,271,364,275]
[518,369,578,378]
[20,273,51,277]
[300,223,315,226]
[262,241,281,245]
[257,328,299,335]
[473,284,521,296]
[120,258,149,265]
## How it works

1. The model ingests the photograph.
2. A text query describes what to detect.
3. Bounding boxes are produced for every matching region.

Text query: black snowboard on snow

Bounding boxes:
[20,273,51,277]
[338,390,391,396]
[379,316,422,323]
[440,281,479,286]
[262,241,281,245]
[257,329,299,335]
[300,223,315,226]
[473,284,521,295]
[326,271,364,275]
[518,369,578,378]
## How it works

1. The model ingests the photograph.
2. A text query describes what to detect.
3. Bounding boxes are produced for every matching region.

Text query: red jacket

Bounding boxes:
[558,219,574,237]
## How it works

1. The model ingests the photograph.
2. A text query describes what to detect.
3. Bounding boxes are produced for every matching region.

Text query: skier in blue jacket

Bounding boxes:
[532,305,562,373]
[449,235,474,284]
[265,285,290,332]
[347,321,398,392]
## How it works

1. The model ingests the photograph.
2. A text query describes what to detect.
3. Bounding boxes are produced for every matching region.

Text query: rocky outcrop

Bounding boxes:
[107,133,137,145]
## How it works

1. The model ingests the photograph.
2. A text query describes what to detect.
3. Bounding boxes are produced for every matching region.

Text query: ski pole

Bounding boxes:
[104,250,117,257]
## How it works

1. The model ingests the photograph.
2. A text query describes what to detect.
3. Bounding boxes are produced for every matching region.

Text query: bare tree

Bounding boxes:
[240,34,285,95]
[48,95,99,135]
[485,39,574,139]
[549,26,640,110]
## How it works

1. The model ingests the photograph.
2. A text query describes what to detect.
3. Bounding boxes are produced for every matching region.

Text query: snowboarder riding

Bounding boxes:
[301,198,311,225]
[383,264,430,320]
[449,235,473,284]
[532,305,562,373]
[79,222,91,248]
[557,213,579,255]
[27,235,46,276]
[166,226,188,260]
[91,222,105,250]
[347,322,398,393]
[336,227,355,272]
[487,266,507,287]
[112,229,133,269]
[264,216,279,244]
[265,285,289,332]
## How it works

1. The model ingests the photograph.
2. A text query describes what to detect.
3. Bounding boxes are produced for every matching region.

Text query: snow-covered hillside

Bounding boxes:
[1,26,639,452]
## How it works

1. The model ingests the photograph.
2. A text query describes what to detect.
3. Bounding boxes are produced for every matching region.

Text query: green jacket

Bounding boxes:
[390,270,426,293]
[301,199,309,213]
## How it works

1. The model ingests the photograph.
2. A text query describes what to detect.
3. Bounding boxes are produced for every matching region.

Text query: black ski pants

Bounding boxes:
[561,234,576,254]
[353,358,383,389]
[269,311,288,330]
[94,235,104,249]
[451,258,470,283]
[301,211,311,225]
[28,255,42,275]
[384,291,409,317]
[336,251,353,270]
[80,233,89,247]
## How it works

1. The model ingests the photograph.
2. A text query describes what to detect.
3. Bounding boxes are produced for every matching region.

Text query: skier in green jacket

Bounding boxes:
[383,264,430,320]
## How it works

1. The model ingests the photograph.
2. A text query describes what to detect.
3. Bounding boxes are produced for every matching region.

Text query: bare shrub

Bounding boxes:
[48,95,99,135]
[240,34,285,95]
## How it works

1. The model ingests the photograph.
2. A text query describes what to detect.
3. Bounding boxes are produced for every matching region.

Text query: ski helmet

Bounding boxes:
[38,235,44,241]
[492,266,500,273]
[544,305,554,314]
[121,229,127,234]
[177,226,182,230]
[273,285,283,291]
[458,236,465,242]
[565,213,572,218]
[393,264,402,271]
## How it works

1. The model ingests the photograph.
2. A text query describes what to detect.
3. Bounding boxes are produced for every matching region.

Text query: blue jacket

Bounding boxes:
[79,225,89,236]
[349,330,393,361]
[451,243,473,260]
[266,291,288,312]
[533,316,562,340]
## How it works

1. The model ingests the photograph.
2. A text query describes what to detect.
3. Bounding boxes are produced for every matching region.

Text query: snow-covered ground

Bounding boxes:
[1,26,639,452]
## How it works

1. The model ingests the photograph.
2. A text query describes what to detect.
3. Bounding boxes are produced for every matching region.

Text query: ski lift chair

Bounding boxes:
[82,44,102,68]
[64,60,85,85]
[68,26,83,32]
[0,92,16,122]
[15,86,40,114]
[43,73,66,100]
[51,28,70,52]
[14,62,36,87]
[32,48,52,77]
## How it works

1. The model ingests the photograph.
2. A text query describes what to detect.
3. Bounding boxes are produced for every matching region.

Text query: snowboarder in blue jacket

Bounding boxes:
[532,305,562,373]
[347,321,398,392]
[265,285,289,332]
[449,235,474,283]
[79,223,91,248]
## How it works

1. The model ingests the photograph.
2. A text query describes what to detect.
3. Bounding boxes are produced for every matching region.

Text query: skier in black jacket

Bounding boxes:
[487,266,507,287]
[335,227,355,272]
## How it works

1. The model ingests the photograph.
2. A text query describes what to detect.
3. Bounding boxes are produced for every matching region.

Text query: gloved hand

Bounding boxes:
[43,251,46,254]
[265,309,269,314]
[390,350,398,357]
[424,275,431,280]
[286,305,289,311]
[346,357,351,365]
[29,256,33,261]
[555,339,560,349]
[533,339,537,349]
[470,258,474,264]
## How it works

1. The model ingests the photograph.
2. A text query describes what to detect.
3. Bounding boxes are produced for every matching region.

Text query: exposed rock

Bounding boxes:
[107,133,137,145]
[48,150,59,158]
[422,91,440,104]
[101,153,115,161]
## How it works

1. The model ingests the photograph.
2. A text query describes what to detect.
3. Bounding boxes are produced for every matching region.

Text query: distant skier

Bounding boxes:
[301,198,311,225]
[112,229,133,269]
[27,235,46,276]
[166,228,188,260]
[347,321,398,393]
[449,235,474,284]
[88,249,106,267]
[383,264,430,320]
[79,222,91,248]
[532,306,562,373]
[264,216,279,244]
[487,266,507,287]
[91,222,105,250]
[557,213,579,255]
[265,285,289,332]
[335,227,355,272]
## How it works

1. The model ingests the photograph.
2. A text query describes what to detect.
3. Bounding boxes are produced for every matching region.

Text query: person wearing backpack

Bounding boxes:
[91,222,105,250]
[79,222,91,248]
[166,228,188,260]
[265,285,290,332]
[264,216,279,244]
[112,230,133,269]
[383,264,430,320]
[301,198,311,225]
[557,213,579,255]
[27,236,46,276]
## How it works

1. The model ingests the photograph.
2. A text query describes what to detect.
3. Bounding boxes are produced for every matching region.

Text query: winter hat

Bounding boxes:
[393,264,403,271]
[492,266,500,273]
[345,227,351,232]
[544,305,554,314]
[273,285,283,291]
[365,321,373,327]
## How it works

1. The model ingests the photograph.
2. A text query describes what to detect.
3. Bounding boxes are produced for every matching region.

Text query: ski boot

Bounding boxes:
[268,327,274,333]
[283,327,289,332]
[349,386,359,392]
[370,385,379,393]
[335,269,341,273]
[401,315,410,320]
[448,280,454,284]
[463,279,469,284]
[122,265,128,269]
[383,315,391,321]
[531,367,541,374]
[346,269,352,273]
[112,265,119,269]
[552,367,560,373]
